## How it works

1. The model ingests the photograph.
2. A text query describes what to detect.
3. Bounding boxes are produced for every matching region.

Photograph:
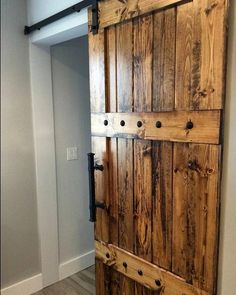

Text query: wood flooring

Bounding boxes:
[33,265,95,295]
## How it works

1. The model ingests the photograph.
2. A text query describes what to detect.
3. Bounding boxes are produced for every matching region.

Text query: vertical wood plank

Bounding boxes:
[191,0,228,110]
[172,143,221,293]
[117,21,133,112]
[117,19,135,295]
[153,8,176,112]
[133,13,153,295]
[175,2,193,111]
[133,14,153,111]
[175,0,228,110]
[89,27,109,293]
[152,141,173,271]
[106,25,121,294]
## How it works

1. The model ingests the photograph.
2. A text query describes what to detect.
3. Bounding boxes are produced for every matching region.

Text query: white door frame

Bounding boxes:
[29,9,88,287]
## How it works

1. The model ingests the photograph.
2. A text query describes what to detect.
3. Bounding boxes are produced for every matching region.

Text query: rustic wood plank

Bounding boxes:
[116,19,135,295]
[134,14,153,111]
[89,30,105,113]
[172,143,221,293]
[96,241,211,295]
[98,0,190,30]
[91,111,221,144]
[175,0,229,110]
[117,21,133,112]
[175,1,193,110]
[191,0,229,110]
[106,25,121,293]
[134,139,153,295]
[133,14,153,295]
[153,8,176,111]
[152,141,173,270]
[89,26,108,293]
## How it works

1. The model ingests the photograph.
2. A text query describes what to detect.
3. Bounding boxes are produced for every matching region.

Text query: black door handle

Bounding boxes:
[87,153,105,222]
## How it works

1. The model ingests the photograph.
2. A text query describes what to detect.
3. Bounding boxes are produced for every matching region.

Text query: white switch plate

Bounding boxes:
[67,147,78,161]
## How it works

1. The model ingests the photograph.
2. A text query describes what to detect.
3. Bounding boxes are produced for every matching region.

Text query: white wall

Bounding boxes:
[27,0,88,46]
[51,36,94,264]
[1,0,40,288]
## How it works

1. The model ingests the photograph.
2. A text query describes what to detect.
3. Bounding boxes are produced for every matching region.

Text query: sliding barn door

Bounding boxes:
[88,0,229,294]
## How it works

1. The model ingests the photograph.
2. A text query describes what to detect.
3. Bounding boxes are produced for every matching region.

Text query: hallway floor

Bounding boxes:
[33,265,95,295]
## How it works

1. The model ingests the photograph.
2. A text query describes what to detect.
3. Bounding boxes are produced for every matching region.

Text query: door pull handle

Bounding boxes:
[87,153,105,222]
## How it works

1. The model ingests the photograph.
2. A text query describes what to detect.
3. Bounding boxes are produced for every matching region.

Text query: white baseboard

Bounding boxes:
[1,274,43,295]
[59,250,95,280]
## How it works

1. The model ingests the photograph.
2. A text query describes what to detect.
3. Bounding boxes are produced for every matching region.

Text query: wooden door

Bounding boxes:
[88,0,229,294]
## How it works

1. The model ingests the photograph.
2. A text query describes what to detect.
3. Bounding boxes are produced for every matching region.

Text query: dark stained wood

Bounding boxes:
[88,0,228,293]
[175,0,229,110]
[172,143,221,294]
[133,13,153,295]
[152,141,173,270]
[89,27,109,294]
[106,25,120,293]
[116,19,135,295]
[153,8,176,111]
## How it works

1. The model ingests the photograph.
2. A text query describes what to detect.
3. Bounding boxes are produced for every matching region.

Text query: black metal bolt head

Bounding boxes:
[105,252,110,259]
[156,121,162,128]
[120,120,125,126]
[138,269,143,276]
[155,279,161,287]
[123,262,128,268]
[104,119,108,126]
[186,121,194,129]
[137,121,143,128]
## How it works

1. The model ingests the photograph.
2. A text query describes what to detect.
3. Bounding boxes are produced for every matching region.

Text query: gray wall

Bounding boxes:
[1,0,40,288]
[51,36,94,264]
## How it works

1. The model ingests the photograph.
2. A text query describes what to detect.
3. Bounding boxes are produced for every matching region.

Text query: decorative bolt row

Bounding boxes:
[122,261,162,287]
[103,120,194,129]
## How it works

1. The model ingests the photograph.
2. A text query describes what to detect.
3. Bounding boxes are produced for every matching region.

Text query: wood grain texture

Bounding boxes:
[153,8,176,111]
[88,0,228,293]
[96,241,211,295]
[117,18,135,295]
[98,0,188,29]
[91,111,221,144]
[175,0,229,110]
[172,143,221,293]
[89,27,108,293]
[133,14,153,295]
[152,141,173,270]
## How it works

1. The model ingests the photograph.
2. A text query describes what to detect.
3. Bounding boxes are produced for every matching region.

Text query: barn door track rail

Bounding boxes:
[24,0,99,35]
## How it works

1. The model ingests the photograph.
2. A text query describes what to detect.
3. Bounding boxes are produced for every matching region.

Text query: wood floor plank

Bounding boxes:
[32,266,95,295]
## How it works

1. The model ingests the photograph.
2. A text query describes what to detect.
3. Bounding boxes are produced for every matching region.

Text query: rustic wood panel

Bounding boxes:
[172,143,221,293]
[89,28,109,293]
[117,19,135,295]
[91,111,221,144]
[175,0,229,110]
[106,25,121,293]
[98,0,189,29]
[96,241,211,295]
[152,141,173,270]
[153,8,176,111]
[133,13,153,295]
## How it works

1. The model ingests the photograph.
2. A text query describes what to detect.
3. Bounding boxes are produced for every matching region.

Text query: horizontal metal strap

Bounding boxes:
[91,111,221,144]
[95,240,210,294]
